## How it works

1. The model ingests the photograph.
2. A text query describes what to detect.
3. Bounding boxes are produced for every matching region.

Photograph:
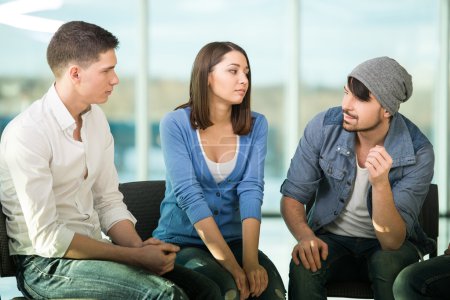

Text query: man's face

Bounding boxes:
[341,85,387,132]
[76,49,119,105]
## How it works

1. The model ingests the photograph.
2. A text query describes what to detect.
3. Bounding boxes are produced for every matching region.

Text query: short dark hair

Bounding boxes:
[347,76,370,101]
[177,41,253,135]
[47,21,119,78]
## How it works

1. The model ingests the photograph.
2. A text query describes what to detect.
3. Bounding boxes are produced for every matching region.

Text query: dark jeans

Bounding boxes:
[288,232,419,300]
[14,255,221,300]
[393,254,450,299]
[175,239,286,300]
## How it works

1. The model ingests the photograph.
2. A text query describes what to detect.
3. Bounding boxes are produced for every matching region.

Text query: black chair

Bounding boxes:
[0,180,166,299]
[118,180,166,239]
[306,183,439,299]
[1,194,27,299]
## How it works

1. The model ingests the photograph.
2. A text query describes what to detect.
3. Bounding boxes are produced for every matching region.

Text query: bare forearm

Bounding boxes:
[242,218,260,266]
[64,233,140,266]
[107,219,142,248]
[371,183,406,250]
[281,196,314,241]
[194,217,239,270]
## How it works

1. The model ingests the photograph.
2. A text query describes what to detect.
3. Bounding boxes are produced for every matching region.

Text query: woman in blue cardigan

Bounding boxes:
[153,42,285,300]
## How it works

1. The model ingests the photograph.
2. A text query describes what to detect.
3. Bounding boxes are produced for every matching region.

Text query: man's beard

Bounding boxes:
[343,116,383,133]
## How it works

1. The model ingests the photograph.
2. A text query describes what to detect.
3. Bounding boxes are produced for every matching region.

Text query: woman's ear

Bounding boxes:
[384,109,391,118]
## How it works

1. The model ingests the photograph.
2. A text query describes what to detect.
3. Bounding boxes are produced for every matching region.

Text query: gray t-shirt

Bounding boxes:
[324,157,375,238]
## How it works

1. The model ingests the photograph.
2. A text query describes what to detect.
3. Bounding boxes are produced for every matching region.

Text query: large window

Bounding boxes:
[0,0,444,212]
[1,0,448,297]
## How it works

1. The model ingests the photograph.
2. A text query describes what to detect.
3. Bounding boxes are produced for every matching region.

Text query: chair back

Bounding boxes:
[119,180,166,241]
[418,183,439,257]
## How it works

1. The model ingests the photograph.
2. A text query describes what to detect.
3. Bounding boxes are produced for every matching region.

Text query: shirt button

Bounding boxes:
[334,211,338,215]
[339,198,345,203]
[216,192,221,197]
[213,210,219,215]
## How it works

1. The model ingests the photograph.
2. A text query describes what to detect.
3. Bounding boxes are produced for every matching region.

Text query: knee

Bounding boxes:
[393,268,411,298]
[369,250,406,278]
[219,276,239,300]
[289,259,322,280]
[224,289,238,300]
[161,282,189,300]
[393,264,422,299]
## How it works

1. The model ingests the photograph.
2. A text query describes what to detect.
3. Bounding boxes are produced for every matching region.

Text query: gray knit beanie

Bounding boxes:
[348,56,413,115]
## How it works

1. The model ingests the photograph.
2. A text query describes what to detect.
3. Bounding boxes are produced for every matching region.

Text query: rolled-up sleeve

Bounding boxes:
[280,112,325,204]
[392,144,434,238]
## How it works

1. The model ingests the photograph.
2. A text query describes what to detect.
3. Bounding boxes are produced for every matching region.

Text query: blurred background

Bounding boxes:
[1,0,449,298]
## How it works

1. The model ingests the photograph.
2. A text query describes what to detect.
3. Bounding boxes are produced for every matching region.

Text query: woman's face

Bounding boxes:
[207,50,249,107]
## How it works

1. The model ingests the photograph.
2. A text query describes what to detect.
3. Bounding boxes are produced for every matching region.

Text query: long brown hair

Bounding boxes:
[176,41,252,135]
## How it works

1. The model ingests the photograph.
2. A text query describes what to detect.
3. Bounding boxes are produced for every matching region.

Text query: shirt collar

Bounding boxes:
[384,113,416,167]
[46,84,92,131]
[338,113,416,167]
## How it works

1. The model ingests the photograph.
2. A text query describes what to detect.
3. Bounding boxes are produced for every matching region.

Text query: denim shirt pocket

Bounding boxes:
[319,157,345,180]
[319,157,346,196]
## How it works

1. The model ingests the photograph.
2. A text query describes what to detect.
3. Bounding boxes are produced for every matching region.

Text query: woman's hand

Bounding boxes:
[229,264,250,300]
[243,262,268,297]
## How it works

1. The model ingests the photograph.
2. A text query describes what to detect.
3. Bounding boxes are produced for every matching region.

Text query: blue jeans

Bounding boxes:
[175,239,286,300]
[288,232,419,300]
[14,255,221,299]
[393,254,450,299]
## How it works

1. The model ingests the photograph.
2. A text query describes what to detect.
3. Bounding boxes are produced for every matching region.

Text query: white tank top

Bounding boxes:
[196,130,239,183]
[324,157,376,238]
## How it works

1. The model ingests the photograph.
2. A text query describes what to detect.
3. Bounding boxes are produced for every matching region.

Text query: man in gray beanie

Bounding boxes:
[349,56,413,115]
[280,57,434,300]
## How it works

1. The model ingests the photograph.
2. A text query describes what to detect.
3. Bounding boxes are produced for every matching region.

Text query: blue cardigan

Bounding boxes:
[153,107,268,245]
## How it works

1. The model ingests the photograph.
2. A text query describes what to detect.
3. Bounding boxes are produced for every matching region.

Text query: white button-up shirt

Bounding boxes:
[0,85,136,257]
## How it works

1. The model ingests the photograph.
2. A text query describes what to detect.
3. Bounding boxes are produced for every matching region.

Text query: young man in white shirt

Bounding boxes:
[0,20,220,300]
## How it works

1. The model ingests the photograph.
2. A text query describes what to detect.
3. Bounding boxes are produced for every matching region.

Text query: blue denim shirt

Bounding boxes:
[281,107,435,254]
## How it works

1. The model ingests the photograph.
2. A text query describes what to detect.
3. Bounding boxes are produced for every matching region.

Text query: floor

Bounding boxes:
[1,217,449,299]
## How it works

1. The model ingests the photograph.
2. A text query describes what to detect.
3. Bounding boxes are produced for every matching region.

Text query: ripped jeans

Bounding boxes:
[176,239,286,300]
[14,255,221,300]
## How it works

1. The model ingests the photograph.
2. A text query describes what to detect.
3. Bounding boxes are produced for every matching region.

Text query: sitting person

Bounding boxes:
[280,56,434,300]
[153,41,286,300]
[0,20,220,300]
[393,242,450,299]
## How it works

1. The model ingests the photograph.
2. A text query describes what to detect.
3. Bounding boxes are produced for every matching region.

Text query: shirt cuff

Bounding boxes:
[239,191,262,221]
[280,179,308,204]
[185,202,213,225]
[38,226,74,258]
[101,209,137,233]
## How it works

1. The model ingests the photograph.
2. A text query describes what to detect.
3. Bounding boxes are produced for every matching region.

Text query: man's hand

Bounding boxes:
[291,234,328,272]
[365,145,392,185]
[142,237,163,246]
[136,242,180,275]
